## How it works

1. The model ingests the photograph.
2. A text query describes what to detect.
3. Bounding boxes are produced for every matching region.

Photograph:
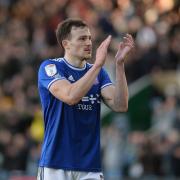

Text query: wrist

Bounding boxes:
[116,60,125,67]
[93,62,103,69]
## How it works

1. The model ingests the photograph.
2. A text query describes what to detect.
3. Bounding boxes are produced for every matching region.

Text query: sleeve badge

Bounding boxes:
[45,64,57,77]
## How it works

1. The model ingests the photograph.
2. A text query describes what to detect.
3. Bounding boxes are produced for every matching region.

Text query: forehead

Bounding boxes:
[70,26,91,38]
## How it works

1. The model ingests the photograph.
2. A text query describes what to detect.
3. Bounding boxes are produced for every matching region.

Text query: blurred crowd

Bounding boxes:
[102,92,180,179]
[0,0,179,179]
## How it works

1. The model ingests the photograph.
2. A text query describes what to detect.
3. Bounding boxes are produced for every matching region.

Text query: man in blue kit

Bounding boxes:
[37,18,134,180]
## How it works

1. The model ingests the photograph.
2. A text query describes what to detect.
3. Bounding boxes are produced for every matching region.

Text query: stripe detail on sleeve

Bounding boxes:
[101,83,113,89]
[47,77,66,89]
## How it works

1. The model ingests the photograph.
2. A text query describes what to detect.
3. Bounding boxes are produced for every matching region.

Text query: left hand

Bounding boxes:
[115,34,134,64]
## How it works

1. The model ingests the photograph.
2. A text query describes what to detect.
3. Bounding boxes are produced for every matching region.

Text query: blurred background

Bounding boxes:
[0,0,179,179]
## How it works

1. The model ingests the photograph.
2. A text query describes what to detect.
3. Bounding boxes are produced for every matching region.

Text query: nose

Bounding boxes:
[86,39,92,46]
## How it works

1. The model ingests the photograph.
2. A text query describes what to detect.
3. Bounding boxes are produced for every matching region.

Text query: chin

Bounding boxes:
[84,54,92,60]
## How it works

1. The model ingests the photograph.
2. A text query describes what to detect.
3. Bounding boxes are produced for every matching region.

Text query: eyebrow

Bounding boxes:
[78,35,91,38]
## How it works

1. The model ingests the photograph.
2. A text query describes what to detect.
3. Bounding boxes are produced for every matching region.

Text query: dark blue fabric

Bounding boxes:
[38,58,112,172]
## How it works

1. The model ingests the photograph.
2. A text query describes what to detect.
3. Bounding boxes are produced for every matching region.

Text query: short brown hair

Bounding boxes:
[55,18,88,49]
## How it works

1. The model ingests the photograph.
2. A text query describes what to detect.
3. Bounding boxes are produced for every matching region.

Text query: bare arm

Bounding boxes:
[49,35,112,105]
[50,65,101,105]
[101,34,134,112]
[101,64,128,112]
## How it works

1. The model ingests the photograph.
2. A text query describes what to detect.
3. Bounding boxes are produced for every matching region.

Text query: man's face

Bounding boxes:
[65,27,92,60]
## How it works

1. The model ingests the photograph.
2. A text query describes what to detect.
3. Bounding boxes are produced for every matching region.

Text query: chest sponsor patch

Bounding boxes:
[45,64,57,77]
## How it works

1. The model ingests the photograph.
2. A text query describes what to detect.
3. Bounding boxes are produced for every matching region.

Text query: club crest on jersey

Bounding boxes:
[45,64,57,77]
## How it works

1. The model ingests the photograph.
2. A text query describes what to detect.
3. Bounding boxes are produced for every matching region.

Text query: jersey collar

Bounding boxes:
[63,58,86,71]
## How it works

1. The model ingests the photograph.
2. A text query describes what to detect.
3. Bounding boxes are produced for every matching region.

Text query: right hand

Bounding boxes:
[94,35,112,68]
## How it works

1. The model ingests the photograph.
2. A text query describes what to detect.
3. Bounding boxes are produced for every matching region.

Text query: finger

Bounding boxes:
[123,38,135,48]
[124,40,134,46]
[126,33,133,39]
[124,34,134,42]
[123,42,135,49]
[126,34,134,43]
[118,42,124,49]
[98,41,105,49]
[123,36,134,45]
[115,42,123,58]
[98,35,111,49]
[103,35,112,48]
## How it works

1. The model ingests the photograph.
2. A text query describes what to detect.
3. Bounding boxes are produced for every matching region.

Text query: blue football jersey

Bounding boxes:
[38,58,113,172]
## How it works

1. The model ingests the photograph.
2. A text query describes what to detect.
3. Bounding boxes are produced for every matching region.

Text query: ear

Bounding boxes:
[62,40,70,50]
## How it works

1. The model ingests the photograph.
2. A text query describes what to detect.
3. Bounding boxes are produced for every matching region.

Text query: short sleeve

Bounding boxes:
[38,60,66,89]
[99,67,113,89]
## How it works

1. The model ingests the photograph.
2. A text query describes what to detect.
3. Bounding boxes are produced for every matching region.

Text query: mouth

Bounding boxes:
[84,49,91,53]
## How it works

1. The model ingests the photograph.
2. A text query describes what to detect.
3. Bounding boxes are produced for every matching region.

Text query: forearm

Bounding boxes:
[113,63,128,111]
[68,64,101,104]
[101,33,133,111]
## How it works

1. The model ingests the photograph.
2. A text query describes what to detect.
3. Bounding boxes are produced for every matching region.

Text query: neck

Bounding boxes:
[64,54,86,68]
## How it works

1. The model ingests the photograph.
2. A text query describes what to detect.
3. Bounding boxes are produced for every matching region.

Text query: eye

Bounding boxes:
[80,37,86,41]
[79,37,86,41]
[78,36,92,41]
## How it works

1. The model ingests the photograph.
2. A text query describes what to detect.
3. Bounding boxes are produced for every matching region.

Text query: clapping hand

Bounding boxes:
[115,34,134,64]
[95,35,112,68]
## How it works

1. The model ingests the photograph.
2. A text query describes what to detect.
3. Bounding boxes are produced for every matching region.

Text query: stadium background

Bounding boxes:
[0,0,179,179]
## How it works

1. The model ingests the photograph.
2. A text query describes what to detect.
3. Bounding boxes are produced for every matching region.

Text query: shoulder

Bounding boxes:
[38,58,66,77]
[38,58,66,72]
[39,58,64,68]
